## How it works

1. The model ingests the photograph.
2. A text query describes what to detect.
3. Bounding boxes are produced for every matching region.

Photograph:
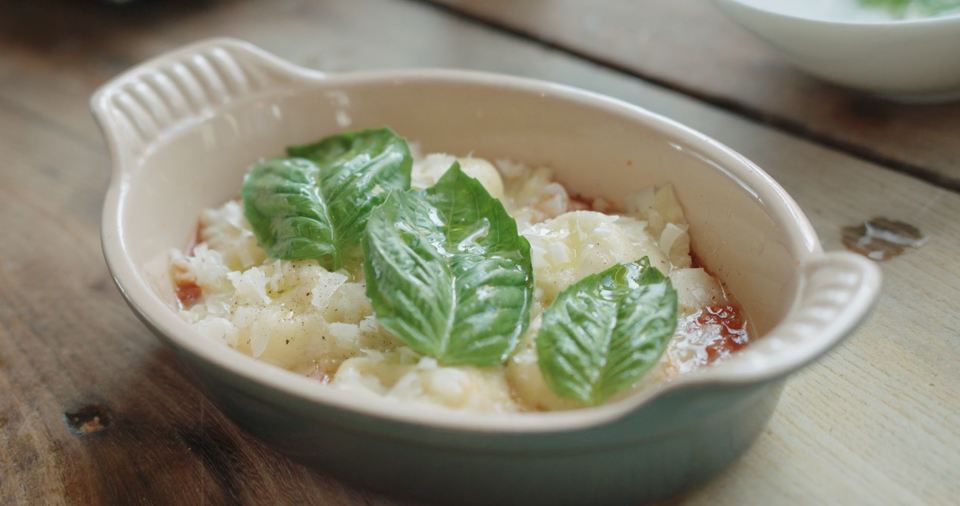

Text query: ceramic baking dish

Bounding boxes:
[92,38,881,505]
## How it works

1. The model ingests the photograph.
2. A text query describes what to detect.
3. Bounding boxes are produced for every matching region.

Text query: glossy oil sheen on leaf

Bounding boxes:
[361,163,534,367]
[536,257,678,406]
[241,128,411,271]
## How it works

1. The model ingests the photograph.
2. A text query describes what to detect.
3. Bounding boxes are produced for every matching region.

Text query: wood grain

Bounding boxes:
[0,0,957,504]
[425,0,960,191]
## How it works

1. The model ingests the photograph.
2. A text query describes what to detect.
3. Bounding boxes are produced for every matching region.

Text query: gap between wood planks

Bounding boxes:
[411,0,960,195]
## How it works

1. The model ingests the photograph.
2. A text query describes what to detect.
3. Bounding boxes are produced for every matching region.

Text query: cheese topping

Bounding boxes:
[171,155,748,412]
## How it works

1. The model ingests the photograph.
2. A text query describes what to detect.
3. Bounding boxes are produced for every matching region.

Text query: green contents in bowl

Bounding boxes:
[858,0,960,17]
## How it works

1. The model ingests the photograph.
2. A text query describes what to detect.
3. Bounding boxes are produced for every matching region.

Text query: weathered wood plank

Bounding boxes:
[0,0,957,504]
[426,0,960,190]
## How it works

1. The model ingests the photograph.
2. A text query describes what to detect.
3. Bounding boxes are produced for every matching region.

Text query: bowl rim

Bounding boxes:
[713,0,960,27]
[94,38,878,434]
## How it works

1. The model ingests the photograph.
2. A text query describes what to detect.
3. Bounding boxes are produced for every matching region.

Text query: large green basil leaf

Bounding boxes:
[362,163,534,366]
[241,128,411,271]
[537,257,678,405]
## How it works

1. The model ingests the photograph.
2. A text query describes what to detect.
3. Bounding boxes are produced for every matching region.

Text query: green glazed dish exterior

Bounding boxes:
[197,355,784,505]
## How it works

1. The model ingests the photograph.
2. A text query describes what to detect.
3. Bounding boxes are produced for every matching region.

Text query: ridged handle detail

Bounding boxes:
[710,251,882,380]
[91,38,324,162]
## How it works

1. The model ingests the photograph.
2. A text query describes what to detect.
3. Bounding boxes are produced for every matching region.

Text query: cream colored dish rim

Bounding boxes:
[93,38,882,433]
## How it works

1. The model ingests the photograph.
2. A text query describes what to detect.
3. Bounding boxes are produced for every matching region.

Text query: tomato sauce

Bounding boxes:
[175,280,203,307]
[666,302,750,375]
[696,304,749,362]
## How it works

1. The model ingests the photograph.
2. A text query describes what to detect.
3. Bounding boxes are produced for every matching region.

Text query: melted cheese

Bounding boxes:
[172,155,742,412]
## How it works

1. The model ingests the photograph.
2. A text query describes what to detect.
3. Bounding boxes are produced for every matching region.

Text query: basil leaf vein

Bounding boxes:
[537,257,678,405]
[241,127,412,271]
[362,163,534,366]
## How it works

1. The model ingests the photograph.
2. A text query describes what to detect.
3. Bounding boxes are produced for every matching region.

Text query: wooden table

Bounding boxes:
[1,0,957,504]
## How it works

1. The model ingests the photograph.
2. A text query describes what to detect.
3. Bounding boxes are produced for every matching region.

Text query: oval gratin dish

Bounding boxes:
[92,38,881,506]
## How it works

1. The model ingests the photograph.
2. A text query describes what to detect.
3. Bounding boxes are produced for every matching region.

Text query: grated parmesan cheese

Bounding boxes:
[171,154,742,412]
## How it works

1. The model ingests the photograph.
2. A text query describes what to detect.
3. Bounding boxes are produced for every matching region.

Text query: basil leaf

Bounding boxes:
[240,158,335,263]
[362,163,534,366]
[241,128,412,271]
[536,257,678,406]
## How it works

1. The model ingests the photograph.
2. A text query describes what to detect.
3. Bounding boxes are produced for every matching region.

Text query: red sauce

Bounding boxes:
[689,253,702,269]
[696,304,749,363]
[175,280,203,307]
[667,302,750,375]
[679,253,748,364]
[567,194,593,211]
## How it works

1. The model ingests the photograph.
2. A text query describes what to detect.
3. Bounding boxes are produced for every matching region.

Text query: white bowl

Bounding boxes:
[713,0,960,101]
[91,38,882,505]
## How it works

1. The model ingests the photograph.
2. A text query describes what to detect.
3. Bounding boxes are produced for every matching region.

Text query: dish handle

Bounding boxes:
[89,37,325,170]
[708,251,882,382]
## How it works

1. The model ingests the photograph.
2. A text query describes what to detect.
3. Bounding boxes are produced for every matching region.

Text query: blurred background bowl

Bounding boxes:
[712,0,960,102]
